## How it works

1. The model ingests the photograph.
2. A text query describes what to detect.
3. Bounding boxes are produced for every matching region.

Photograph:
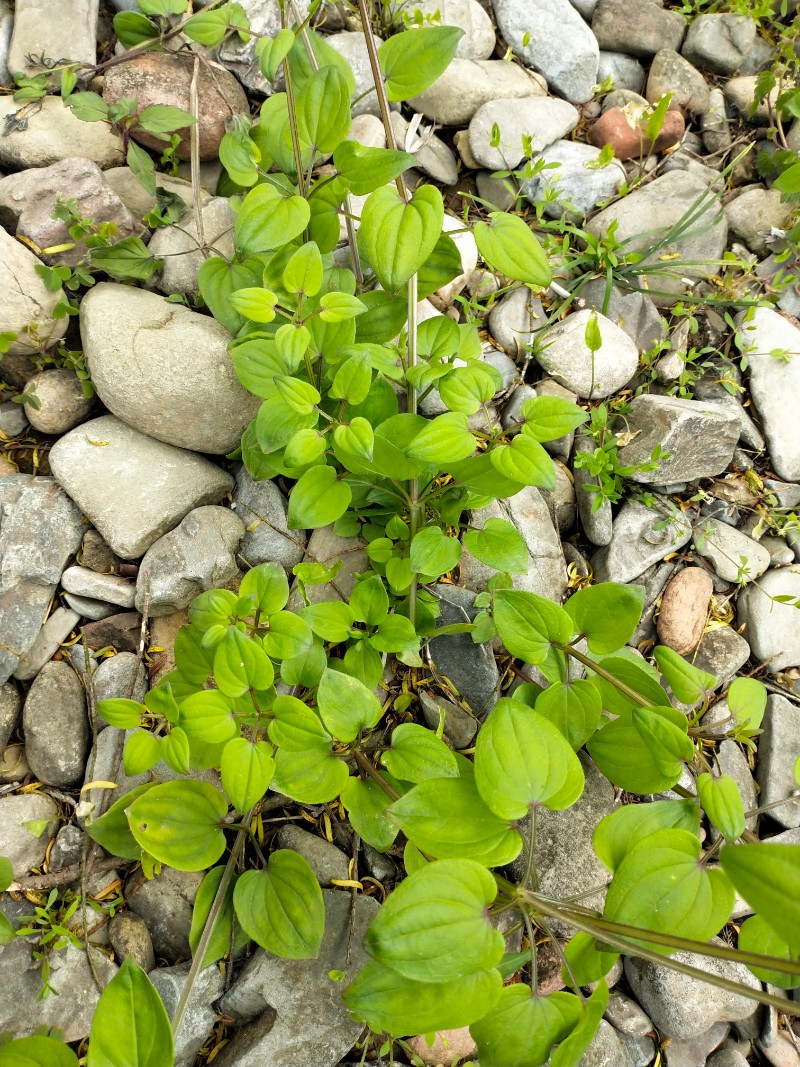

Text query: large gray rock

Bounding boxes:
[0,96,124,171]
[756,695,800,829]
[0,793,59,878]
[725,187,795,257]
[578,1019,637,1067]
[93,652,148,705]
[693,518,770,584]
[13,605,80,681]
[135,506,244,617]
[22,660,88,787]
[737,567,800,673]
[591,501,692,584]
[275,825,350,886]
[535,308,640,399]
[150,964,225,1067]
[0,226,67,359]
[493,0,600,103]
[468,97,580,171]
[522,139,625,219]
[737,308,800,481]
[681,13,756,75]
[717,739,758,832]
[488,288,546,358]
[0,475,84,683]
[232,466,306,574]
[216,892,380,1067]
[597,50,646,92]
[389,0,495,60]
[147,197,236,300]
[62,566,137,608]
[646,48,709,115]
[408,58,544,126]
[592,0,686,58]
[616,395,740,483]
[7,0,97,78]
[663,1023,731,1067]
[624,945,760,1038]
[125,866,203,963]
[577,279,666,356]
[81,284,260,454]
[49,416,234,560]
[217,0,311,94]
[428,584,500,716]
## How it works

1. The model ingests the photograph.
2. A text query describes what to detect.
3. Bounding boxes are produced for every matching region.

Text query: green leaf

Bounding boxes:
[406,411,475,464]
[586,652,668,714]
[240,561,290,615]
[65,91,109,122]
[520,395,588,442]
[474,213,551,288]
[123,730,162,777]
[334,141,416,196]
[219,127,261,187]
[126,140,156,197]
[0,1035,79,1067]
[269,694,331,750]
[381,723,458,783]
[280,639,327,689]
[439,362,502,415]
[564,584,644,655]
[87,783,155,861]
[160,727,190,775]
[113,12,158,49]
[349,574,389,626]
[493,590,574,666]
[471,985,582,1067]
[720,843,800,952]
[389,776,523,866]
[467,516,529,576]
[604,829,734,952]
[137,104,195,137]
[229,287,277,323]
[561,932,619,988]
[409,526,462,579]
[727,676,767,731]
[378,26,462,102]
[360,184,444,296]
[180,691,238,744]
[197,256,261,335]
[138,0,184,14]
[632,705,694,770]
[126,781,228,871]
[475,698,584,819]
[256,28,295,82]
[283,241,323,297]
[0,857,12,894]
[587,709,685,794]
[365,859,503,982]
[738,913,800,989]
[272,746,349,803]
[653,645,717,704]
[697,773,745,843]
[221,738,275,813]
[340,776,398,852]
[214,628,274,697]
[302,601,357,643]
[96,698,145,729]
[189,866,249,969]
[90,238,160,282]
[297,65,351,153]
[490,435,555,488]
[593,799,700,873]
[316,667,383,742]
[330,350,372,405]
[183,8,230,45]
[534,680,602,751]
[261,610,313,661]
[343,962,502,1036]
[548,981,608,1067]
[87,957,173,1067]
[235,183,311,255]
[233,850,325,958]
[319,291,367,322]
[288,465,352,529]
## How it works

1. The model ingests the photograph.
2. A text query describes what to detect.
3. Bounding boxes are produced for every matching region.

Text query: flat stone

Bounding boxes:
[109,912,155,974]
[681,13,756,75]
[616,395,739,483]
[494,0,600,103]
[469,97,580,171]
[597,50,646,92]
[427,584,500,715]
[408,58,544,126]
[81,283,260,455]
[648,49,710,116]
[62,566,137,608]
[702,87,733,154]
[13,606,80,681]
[737,567,800,673]
[737,308,800,481]
[125,866,203,963]
[707,1050,750,1067]
[0,0,11,85]
[63,593,119,621]
[22,368,94,435]
[49,824,84,870]
[22,660,87,786]
[7,0,97,78]
[605,990,653,1036]
[391,0,495,59]
[419,689,478,748]
[80,613,141,654]
[592,0,686,58]
[275,825,349,886]
[0,96,124,171]
[104,167,199,221]
[488,288,546,358]
[694,518,770,584]
[150,964,224,1067]
[103,51,248,161]
[756,695,800,829]
[48,415,234,560]
[135,506,244,617]
[147,197,236,301]
[0,793,59,878]
[0,226,68,360]
[656,566,713,655]
[0,475,85,684]
[591,500,692,584]
[725,188,795,257]
[664,1022,731,1067]
[522,139,625,219]
[93,652,147,705]
[578,1019,637,1067]
[216,892,380,1067]
[535,308,639,398]
[724,75,778,124]
[79,529,123,574]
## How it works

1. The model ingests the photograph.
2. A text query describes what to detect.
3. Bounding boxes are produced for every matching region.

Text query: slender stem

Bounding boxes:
[523,806,539,892]
[522,910,538,993]
[353,750,401,801]
[189,56,206,255]
[355,0,404,196]
[556,642,650,708]
[281,7,306,198]
[407,271,421,629]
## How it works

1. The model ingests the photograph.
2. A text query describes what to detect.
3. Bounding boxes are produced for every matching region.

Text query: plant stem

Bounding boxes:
[556,642,651,707]
[281,6,306,198]
[353,750,401,801]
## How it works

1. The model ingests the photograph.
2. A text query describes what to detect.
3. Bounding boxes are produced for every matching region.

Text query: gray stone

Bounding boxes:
[459,488,568,602]
[616,396,740,483]
[63,594,119,621]
[737,567,800,673]
[125,866,203,963]
[427,583,500,715]
[577,280,666,356]
[664,1023,731,1067]
[737,308,800,481]
[493,0,600,103]
[0,940,116,1042]
[22,660,87,787]
[605,990,653,1036]
[586,171,728,302]
[49,823,84,870]
[620,1031,658,1067]
[0,793,59,879]
[597,50,646,93]
[93,652,148,706]
[756,695,800,829]
[419,689,479,748]
[476,169,518,211]
[0,402,28,438]
[681,14,756,75]
[217,0,311,94]
[147,196,236,300]
[0,226,67,360]
[702,87,733,154]
[0,475,84,684]
[7,0,97,78]
[275,825,350,886]
[48,415,234,560]
[104,167,198,221]
[693,518,771,583]
[624,945,760,1038]
[761,535,796,567]
[80,530,123,575]
[216,892,380,1067]
[327,32,396,118]
[0,0,12,86]
[502,384,538,433]
[135,506,244,617]
[757,1032,800,1067]
[543,460,577,536]
[0,159,143,269]
[287,525,367,609]
[574,437,613,546]
[389,111,458,186]
[538,378,581,462]
[0,683,20,751]
[408,58,545,126]
[488,288,546,358]
[0,96,124,171]
[81,283,260,455]
[483,348,518,393]
[708,1051,751,1067]
[535,308,640,399]
[578,1019,637,1067]
[646,48,710,115]
[591,501,692,584]
[232,466,306,574]
[22,368,94,435]
[13,607,79,681]
[724,75,778,124]
[62,566,137,608]
[592,0,686,58]
[717,739,758,831]
[150,964,224,1067]
[469,97,580,171]
[523,139,625,220]
[762,479,800,509]
[690,626,750,691]
[725,187,796,257]
[109,912,156,974]
[390,0,495,59]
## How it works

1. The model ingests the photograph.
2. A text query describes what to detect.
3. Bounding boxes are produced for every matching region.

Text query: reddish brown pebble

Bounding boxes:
[81,612,142,653]
[588,106,685,162]
[656,566,713,655]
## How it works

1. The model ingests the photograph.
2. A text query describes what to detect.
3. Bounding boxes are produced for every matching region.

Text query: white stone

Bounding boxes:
[0,96,124,171]
[408,58,545,127]
[535,308,639,398]
[737,567,800,673]
[389,0,496,60]
[13,607,80,682]
[469,97,580,171]
[523,139,625,218]
[8,0,98,78]
[147,197,236,300]
[0,226,67,358]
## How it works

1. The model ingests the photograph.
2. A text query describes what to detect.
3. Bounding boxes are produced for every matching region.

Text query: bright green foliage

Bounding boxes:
[359,185,444,295]
[564,584,644,654]
[653,645,716,704]
[233,850,325,958]
[464,518,528,572]
[87,957,173,1067]
[0,1036,79,1067]
[472,986,583,1067]
[126,781,228,871]
[720,844,800,952]
[593,800,700,873]
[378,26,463,101]
[738,914,800,989]
[697,773,746,842]
[189,866,249,969]
[474,213,552,288]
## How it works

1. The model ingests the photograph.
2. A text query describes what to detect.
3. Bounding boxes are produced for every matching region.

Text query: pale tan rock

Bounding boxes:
[405,1027,478,1067]
[656,566,713,654]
